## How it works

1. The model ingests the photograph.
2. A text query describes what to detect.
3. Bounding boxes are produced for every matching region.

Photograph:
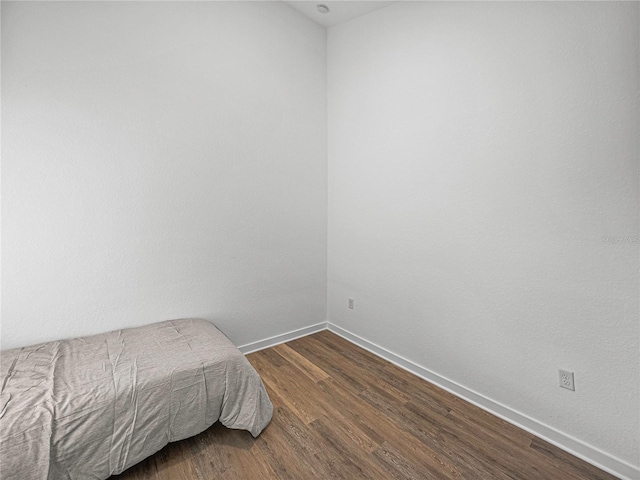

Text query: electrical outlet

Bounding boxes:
[348,298,354,309]
[559,370,575,391]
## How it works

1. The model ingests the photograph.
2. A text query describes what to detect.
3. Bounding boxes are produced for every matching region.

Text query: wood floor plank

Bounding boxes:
[287,335,370,396]
[313,329,390,368]
[211,424,277,479]
[358,384,504,479]
[529,437,619,480]
[252,352,383,458]
[111,331,619,480]
[318,377,464,479]
[309,415,391,479]
[258,407,344,480]
[153,442,199,480]
[309,381,383,454]
[432,406,583,480]
[249,350,326,425]
[372,441,451,480]
[256,405,333,479]
[406,401,566,480]
[380,361,535,455]
[289,334,412,403]
[271,343,330,383]
[315,377,388,450]
[188,426,231,478]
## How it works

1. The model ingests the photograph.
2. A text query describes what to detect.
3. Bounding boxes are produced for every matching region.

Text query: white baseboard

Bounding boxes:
[238,322,327,354]
[327,322,640,480]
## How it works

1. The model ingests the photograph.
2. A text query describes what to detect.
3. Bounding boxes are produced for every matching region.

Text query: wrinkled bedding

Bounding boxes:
[0,318,273,479]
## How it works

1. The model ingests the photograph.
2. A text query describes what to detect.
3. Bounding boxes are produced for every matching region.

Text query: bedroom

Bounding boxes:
[1,1,638,479]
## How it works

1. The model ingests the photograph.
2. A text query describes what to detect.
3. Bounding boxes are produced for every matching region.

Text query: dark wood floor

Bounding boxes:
[112,330,618,479]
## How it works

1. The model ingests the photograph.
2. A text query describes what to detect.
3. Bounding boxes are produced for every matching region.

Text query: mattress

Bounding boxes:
[0,318,273,479]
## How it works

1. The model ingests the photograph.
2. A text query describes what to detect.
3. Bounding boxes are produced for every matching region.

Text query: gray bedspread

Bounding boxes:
[0,318,273,479]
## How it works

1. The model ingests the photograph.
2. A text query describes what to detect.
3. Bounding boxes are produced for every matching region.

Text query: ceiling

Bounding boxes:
[285,1,396,28]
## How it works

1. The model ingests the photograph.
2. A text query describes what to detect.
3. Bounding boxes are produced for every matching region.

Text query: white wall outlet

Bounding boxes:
[559,369,575,391]
[348,298,354,309]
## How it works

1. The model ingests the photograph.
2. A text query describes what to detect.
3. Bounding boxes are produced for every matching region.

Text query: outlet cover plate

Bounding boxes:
[559,369,575,391]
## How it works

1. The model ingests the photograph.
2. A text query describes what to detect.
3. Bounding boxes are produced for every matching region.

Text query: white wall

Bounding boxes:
[3,0,639,475]
[328,1,639,471]
[1,1,327,349]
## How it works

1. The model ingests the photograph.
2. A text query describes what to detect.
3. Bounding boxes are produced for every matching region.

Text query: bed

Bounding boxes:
[0,318,273,479]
